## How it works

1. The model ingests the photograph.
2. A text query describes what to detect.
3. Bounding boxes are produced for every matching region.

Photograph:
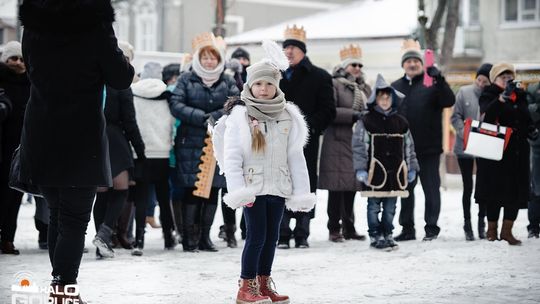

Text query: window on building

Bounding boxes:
[461,0,481,26]
[503,0,540,23]
[0,29,4,45]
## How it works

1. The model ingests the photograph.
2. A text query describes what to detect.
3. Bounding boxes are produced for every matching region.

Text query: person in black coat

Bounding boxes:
[0,42,30,255]
[169,38,239,252]
[391,42,455,241]
[19,0,134,300]
[278,26,336,249]
[0,88,12,162]
[475,63,535,245]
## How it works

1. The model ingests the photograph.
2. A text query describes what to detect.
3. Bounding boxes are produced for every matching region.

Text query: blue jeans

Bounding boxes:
[367,197,397,237]
[241,195,285,279]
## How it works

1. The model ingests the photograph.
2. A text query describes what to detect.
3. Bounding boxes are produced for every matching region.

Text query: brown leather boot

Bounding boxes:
[500,220,522,245]
[486,221,498,241]
[258,276,290,304]
[0,241,20,255]
[236,278,272,304]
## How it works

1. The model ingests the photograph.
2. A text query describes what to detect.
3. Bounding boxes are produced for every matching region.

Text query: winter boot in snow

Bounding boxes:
[258,275,290,304]
[182,203,199,252]
[225,224,238,248]
[500,220,522,245]
[394,228,416,242]
[385,234,399,250]
[236,278,271,304]
[199,203,218,252]
[478,217,486,240]
[486,221,498,241]
[131,228,145,256]
[163,228,177,250]
[464,219,474,241]
[49,276,86,304]
[92,223,115,258]
[329,231,344,243]
[218,225,227,240]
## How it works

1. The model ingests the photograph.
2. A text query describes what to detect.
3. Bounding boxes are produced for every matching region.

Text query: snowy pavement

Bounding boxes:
[1,174,539,304]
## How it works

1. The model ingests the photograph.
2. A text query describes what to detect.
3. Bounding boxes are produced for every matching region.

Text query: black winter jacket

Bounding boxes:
[169,71,239,188]
[0,88,12,162]
[279,57,336,136]
[392,73,455,156]
[19,0,135,187]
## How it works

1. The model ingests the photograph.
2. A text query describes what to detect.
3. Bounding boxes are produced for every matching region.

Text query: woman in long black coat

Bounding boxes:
[169,40,239,252]
[19,0,134,299]
[475,63,534,245]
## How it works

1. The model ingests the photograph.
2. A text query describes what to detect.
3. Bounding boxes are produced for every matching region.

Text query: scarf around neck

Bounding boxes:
[191,50,225,87]
[241,83,286,121]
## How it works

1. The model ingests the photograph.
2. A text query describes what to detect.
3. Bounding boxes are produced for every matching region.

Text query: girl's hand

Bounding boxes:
[245,202,254,208]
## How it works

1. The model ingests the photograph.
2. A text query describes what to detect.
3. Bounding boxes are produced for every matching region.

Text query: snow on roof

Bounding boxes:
[226,0,419,45]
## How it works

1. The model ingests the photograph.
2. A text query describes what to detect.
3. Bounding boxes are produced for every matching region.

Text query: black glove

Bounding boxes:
[134,146,146,161]
[427,66,442,78]
[352,111,362,122]
[528,125,539,141]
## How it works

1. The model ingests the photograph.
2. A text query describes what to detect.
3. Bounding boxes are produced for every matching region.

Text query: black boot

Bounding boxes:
[395,228,416,242]
[199,203,218,252]
[92,223,115,258]
[225,224,238,248]
[182,204,199,252]
[131,228,145,256]
[172,199,183,243]
[163,229,177,250]
[464,219,474,241]
[478,217,486,240]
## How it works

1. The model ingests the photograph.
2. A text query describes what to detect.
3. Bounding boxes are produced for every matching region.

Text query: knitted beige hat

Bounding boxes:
[489,62,515,83]
[246,61,281,88]
[1,41,22,62]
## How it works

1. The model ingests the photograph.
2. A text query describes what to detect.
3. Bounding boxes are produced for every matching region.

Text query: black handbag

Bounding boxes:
[8,146,43,197]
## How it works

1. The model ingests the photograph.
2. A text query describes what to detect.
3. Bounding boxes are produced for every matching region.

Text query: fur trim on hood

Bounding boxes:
[131,78,168,99]
[19,0,115,34]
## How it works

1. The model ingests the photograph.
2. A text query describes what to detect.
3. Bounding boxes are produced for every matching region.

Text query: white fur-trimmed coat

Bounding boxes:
[212,103,316,212]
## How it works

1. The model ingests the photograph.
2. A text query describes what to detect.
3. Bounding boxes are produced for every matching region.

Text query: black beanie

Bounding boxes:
[283,39,307,54]
[162,63,180,83]
[476,63,493,80]
[231,47,250,61]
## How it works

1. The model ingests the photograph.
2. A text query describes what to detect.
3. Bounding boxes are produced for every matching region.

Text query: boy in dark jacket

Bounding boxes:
[352,74,419,250]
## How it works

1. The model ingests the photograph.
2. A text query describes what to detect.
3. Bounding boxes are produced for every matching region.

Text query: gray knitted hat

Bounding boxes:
[140,62,163,80]
[246,61,281,88]
[1,41,22,62]
[401,49,423,66]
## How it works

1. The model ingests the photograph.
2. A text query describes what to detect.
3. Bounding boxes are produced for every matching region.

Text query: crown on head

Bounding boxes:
[214,36,227,53]
[340,44,362,61]
[401,39,421,53]
[192,32,217,52]
[284,24,306,43]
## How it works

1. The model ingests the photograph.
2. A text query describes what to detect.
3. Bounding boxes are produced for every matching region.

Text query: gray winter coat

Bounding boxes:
[450,84,481,157]
[318,68,371,191]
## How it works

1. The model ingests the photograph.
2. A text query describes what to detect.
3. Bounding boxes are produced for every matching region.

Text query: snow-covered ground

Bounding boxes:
[1,174,539,304]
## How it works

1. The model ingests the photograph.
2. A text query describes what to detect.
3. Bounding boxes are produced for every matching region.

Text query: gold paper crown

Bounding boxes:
[284,25,306,43]
[401,39,421,53]
[215,36,227,53]
[339,44,362,61]
[192,32,217,52]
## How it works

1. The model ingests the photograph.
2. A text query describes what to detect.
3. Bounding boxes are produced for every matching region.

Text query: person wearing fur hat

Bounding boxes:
[18,0,134,302]
[279,25,336,249]
[0,41,29,255]
[319,44,371,242]
[392,40,455,242]
[169,32,239,252]
[475,63,537,245]
[213,40,315,304]
[130,62,176,255]
[352,74,419,251]
[450,63,492,241]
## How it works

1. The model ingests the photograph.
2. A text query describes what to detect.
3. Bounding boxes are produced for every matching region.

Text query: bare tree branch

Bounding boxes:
[425,0,448,50]
[440,0,460,67]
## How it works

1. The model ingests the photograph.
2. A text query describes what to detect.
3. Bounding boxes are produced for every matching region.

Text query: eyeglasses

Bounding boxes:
[8,56,24,63]
[350,63,362,68]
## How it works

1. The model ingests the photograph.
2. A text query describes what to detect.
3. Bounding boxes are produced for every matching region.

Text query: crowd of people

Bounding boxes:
[0,1,539,302]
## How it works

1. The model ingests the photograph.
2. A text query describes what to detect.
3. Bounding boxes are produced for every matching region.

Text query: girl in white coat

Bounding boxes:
[213,41,316,304]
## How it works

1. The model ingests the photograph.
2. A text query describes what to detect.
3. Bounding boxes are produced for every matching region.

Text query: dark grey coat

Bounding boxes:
[451,84,481,158]
[169,71,239,188]
[318,68,371,191]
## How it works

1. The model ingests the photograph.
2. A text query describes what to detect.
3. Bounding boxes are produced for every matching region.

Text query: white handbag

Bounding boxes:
[463,118,512,161]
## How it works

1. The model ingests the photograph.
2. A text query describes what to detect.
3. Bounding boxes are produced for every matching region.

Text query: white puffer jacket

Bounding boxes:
[131,79,175,159]
[212,103,316,212]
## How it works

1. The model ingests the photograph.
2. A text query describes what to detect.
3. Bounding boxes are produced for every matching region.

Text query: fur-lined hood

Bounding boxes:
[19,0,115,34]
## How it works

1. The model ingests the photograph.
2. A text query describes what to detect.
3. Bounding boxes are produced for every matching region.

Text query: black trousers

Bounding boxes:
[0,161,24,242]
[457,158,487,222]
[399,153,441,235]
[41,186,96,284]
[326,191,356,234]
[132,158,174,231]
[486,203,519,222]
